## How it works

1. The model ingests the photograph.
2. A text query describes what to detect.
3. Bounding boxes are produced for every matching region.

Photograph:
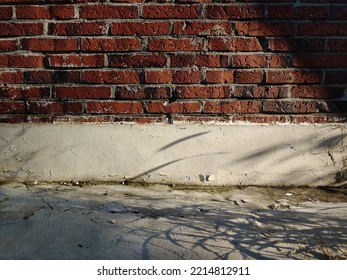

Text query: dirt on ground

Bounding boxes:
[0,182,346,260]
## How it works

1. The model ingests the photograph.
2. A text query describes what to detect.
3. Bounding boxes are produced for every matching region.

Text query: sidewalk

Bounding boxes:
[0,182,346,260]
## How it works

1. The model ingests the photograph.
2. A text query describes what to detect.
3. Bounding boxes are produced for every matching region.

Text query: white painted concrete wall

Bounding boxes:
[0,123,346,187]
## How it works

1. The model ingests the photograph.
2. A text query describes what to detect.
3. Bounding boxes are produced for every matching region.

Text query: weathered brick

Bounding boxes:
[266,70,323,84]
[86,101,143,114]
[48,54,105,68]
[232,54,290,68]
[21,38,79,52]
[175,86,230,99]
[0,71,23,83]
[234,86,290,99]
[148,38,204,52]
[291,86,345,99]
[82,38,141,52]
[143,5,201,19]
[173,21,232,36]
[49,22,107,35]
[171,54,228,68]
[0,39,18,52]
[111,22,170,35]
[206,5,264,19]
[108,54,167,68]
[146,101,201,114]
[262,100,337,114]
[0,23,43,36]
[236,22,295,36]
[0,101,25,114]
[82,70,140,84]
[56,86,111,99]
[268,6,327,19]
[208,38,263,51]
[234,71,263,84]
[27,101,64,114]
[0,6,12,20]
[145,70,172,84]
[203,100,261,114]
[80,5,138,19]
[0,55,44,68]
[206,70,234,84]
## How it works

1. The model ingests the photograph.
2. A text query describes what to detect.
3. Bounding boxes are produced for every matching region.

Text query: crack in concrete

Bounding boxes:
[25,185,54,210]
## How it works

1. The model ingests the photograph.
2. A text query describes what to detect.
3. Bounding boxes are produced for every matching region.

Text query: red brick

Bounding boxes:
[16,6,50,19]
[54,71,81,83]
[330,6,347,19]
[262,100,337,114]
[266,70,323,84]
[234,115,288,124]
[148,38,204,52]
[324,71,347,84]
[171,54,228,68]
[293,55,347,68]
[206,5,264,19]
[49,22,107,35]
[143,5,201,19]
[0,55,44,68]
[291,86,345,99]
[234,71,263,84]
[0,71,23,83]
[63,102,83,113]
[0,101,25,114]
[328,39,347,51]
[232,54,289,68]
[115,86,171,100]
[206,70,234,83]
[203,100,261,114]
[0,39,18,52]
[0,6,12,20]
[80,5,138,19]
[146,101,201,113]
[82,70,140,84]
[0,23,43,36]
[108,54,167,68]
[208,38,263,51]
[81,38,141,52]
[25,71,53,84]
[268,38,325,52]
[48,54,105,68]
[268,6,327,19]
[56,86,111,99]
[236,22,295,36]
[22,87,50,99]
[27,101,64,114]
[175,86,230,99]
[173,22,232,36]
[234,86,290,99]
[21,38,79,52]
[111,22,170,35]
[145,70,172,84]
[0,87,22,99]
[173,70,202,84]
[298,23,347,36]
[49,5,75,19]
[86,101,143,114]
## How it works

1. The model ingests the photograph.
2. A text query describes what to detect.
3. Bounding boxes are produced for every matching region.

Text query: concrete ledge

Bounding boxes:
[0,123,346,187]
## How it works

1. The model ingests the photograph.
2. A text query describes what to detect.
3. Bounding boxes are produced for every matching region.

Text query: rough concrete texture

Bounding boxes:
[0,182,346,260]
[0,123,346,187]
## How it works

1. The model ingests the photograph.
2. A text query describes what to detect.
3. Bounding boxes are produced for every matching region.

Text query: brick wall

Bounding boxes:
[0,0,346,124]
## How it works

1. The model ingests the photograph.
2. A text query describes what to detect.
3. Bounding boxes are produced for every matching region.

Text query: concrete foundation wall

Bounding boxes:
[1,123,346,187]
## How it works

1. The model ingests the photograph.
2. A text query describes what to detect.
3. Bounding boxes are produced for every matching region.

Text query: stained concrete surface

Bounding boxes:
[0,182,347,260]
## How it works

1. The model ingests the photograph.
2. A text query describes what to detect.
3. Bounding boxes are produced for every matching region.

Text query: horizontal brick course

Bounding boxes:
[0,0,345,124]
